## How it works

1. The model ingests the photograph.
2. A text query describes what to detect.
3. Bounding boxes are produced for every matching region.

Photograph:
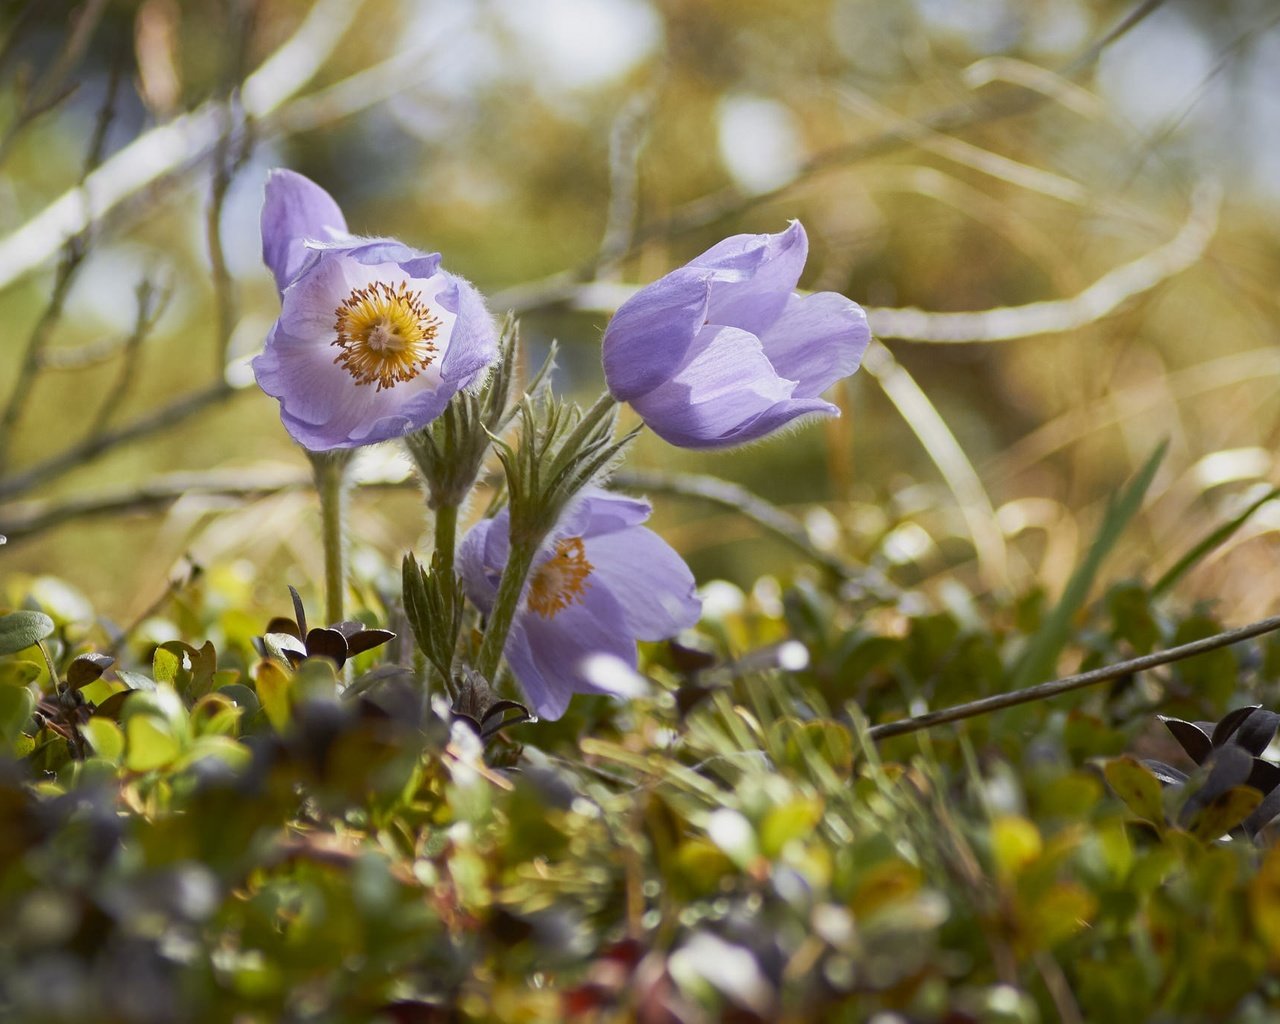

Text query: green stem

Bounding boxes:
[433,503,458,568]
[309,450,352,626]
[475,540,538,682]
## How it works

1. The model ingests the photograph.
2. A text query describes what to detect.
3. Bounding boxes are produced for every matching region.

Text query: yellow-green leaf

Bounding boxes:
[1102,756,1166,826]
[1185,785,1262,843]
[125,715,181,772]
[255,660,291,732]
[82,718,124,761]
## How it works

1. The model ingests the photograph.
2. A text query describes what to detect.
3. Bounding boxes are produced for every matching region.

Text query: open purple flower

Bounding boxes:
[601,222,870,448]
[253,170,498,451]
[457,488,701,720]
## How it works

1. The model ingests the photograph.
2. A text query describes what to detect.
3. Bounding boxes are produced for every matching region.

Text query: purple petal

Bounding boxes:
[629,326,796,448]
[516,586,638,720]
[760,292,870,398]
[694,221,807,336]
[457,516,504,614]
[602,266,711,402]
[556,487,653,540]
[261,169,348,293]
[435,273,500,385]
[586,527,701,639]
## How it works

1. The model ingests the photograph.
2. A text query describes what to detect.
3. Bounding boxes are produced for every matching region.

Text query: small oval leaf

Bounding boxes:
[67,652,114,690]
[0,610,55,656]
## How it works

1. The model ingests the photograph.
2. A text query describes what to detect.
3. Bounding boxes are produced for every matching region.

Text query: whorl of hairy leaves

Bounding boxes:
[405,316,554,510]
[402,551,464,680]
[493,391,640,548]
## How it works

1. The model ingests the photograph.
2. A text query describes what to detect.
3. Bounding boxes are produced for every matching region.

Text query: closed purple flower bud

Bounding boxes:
[601,222,870,448]
[457,488,701,720]
[253,170,498,451]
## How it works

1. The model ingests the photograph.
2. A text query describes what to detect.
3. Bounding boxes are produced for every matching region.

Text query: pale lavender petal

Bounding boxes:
[518,586,638,720]
[555,487,653,540]
[457,516,503,614]
[262,170,348,293]
[503,622,572,721]
[694,221,807,336]
[602,266,711,402]
[760,291,870,398]
[276,251,348,340]
[586,527,701,639]
[630,326,795,448]
[435,274,500,385]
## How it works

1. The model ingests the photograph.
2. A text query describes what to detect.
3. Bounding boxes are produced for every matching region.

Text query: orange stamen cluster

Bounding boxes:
[527,537,593,619]
[332,280,441,391]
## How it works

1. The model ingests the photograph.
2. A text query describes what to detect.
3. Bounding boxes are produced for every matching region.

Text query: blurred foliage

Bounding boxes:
[7,557,1280,1021]
[6,0,1280,1020]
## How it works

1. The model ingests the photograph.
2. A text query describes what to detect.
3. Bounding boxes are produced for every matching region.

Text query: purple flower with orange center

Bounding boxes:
[457,488,701,720]
[253,169,498,451]
[601,221,870,448]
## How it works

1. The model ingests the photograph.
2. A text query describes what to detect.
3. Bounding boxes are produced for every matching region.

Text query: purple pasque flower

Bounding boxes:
[601,221,870,449]
[253,169,498,451]
[457,488,701,721]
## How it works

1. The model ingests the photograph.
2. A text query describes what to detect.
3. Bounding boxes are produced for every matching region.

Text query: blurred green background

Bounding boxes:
[2,0,1279,631]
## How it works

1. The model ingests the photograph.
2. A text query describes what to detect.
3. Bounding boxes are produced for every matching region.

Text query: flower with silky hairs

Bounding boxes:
[253,170,498,451]
[601,221,870,448]
[457,488,701,720]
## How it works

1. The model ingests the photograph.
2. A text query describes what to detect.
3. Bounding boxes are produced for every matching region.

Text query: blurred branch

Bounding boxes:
[598,87,657,274]
[0,381,240,502]
[861,341,1010,594]
[540,182,1219,345]
[85,278,171,438]
[0,0,366,292]
[0,59,122,472]
[0,0,108,165]
[868,610,1280,741]
[865,184,1220,342]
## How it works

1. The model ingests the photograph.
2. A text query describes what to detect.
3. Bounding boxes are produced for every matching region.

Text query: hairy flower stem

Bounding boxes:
[475,541,538,683]
[433,503,458,567]
[309,449,353,626]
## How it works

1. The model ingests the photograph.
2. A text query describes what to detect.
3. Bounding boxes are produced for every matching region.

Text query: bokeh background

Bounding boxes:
[3,0,1280,632]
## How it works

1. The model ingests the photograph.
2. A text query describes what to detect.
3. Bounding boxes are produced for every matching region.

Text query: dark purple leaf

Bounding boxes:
[345,629,395,657]
[67,652,114,689]
[288,585,308,638]
[1159,716,1212,764]
[1247,758,1280,795]
[1179,744,1254,826]
[1233,710,1280,756]
[332,620,366,639]
[305,627,348,666]
[1141,759,1189,786]
[1211,705,1261,747]
[1245,786,1280,838]
[265,616,301,640]
[92,690,136,719]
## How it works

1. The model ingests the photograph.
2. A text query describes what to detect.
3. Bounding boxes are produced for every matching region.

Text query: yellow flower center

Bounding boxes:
[332,281,442,391]
[527,537,593,619]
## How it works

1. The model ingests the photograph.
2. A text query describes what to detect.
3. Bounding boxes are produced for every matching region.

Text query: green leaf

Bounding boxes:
[0,610,55,656]
[1010,443,1166,690]
[1102,756,1166,826]
[1184,784,1262,843]
[0,661,41,688]
[82,718,124,761]
[255,660,291,732]
[1153,486,1280,598]
[0,682,34,746]
[153,645,181,687]
[125,715,181,772]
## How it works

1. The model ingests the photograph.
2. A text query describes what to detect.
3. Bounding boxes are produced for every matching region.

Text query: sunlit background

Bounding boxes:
[3,0,1280,631]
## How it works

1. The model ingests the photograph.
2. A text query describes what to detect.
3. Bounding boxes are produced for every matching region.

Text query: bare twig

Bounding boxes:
[868,611,1280,740]
[85,278,171,438]
[0,382,238,502]
[0,0,367,291]
[489,0,1174,317]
